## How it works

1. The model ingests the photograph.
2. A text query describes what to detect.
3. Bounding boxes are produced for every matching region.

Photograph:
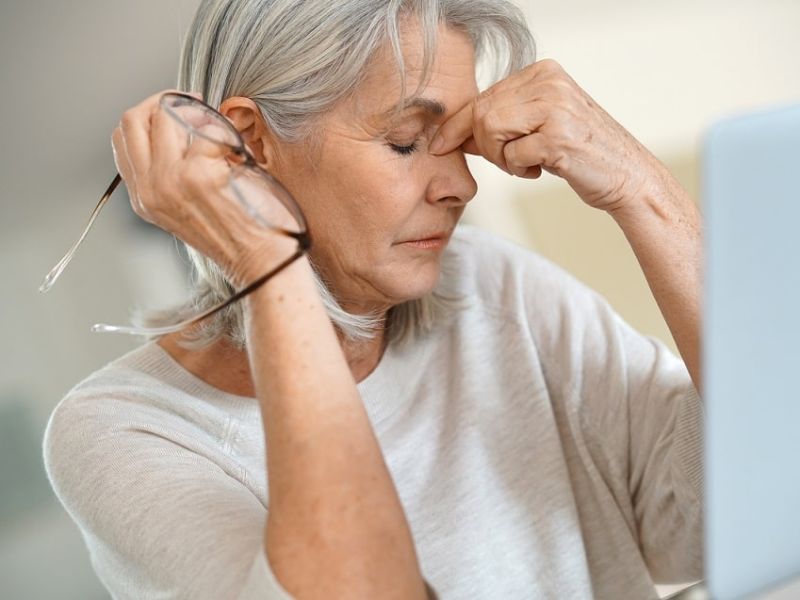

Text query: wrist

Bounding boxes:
[241,253,316,304]
[228,235,306,290]
[607,163,689,228]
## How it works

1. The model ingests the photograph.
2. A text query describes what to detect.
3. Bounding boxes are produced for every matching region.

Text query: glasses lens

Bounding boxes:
[229,165,307,235]
[160,93,241,148]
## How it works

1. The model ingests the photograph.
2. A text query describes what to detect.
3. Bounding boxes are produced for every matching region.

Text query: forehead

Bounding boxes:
[349,23,478,126]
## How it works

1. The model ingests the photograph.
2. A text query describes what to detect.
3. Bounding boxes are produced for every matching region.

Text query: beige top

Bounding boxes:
[43,224,703,599]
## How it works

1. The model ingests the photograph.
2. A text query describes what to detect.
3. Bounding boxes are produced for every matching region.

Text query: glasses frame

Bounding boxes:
[39,92,312,336]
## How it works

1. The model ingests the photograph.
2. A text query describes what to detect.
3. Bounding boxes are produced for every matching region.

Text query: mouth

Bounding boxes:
[397,230,450,250]
[398,229,450,242]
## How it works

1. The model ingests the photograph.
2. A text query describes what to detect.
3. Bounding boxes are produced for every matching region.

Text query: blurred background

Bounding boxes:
[1,1,798,598]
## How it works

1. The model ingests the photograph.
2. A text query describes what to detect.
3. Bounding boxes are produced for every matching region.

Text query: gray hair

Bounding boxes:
[137,0,535,351]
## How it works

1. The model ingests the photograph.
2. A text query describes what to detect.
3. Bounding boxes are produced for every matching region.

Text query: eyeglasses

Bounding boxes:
[39,92,311,336]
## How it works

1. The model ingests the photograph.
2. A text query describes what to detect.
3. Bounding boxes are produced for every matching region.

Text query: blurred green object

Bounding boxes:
[0,394,54,529]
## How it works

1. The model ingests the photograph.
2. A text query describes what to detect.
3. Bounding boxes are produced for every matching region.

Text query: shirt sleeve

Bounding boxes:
[42,393,294,600]
[517,249,704,584]
[42,391,441,599]
[600,310,704,584]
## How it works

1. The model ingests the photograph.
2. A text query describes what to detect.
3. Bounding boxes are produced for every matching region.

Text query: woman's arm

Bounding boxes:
[241,254,428,599]
[430,59,702,392]
[111,90,428,599]
[607,162,702,392]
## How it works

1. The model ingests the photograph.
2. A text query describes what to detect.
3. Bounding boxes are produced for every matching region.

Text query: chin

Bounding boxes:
[383,261,442,302]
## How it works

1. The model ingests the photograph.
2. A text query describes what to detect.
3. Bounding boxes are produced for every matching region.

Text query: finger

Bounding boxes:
[472,102,548,172]
[119,111,156,185]
[111,125,134,182]
[184,125,234,161]
[429,100,474,155]
[150,99,194,165]
[118,89,188,176]
[461,137,480,155]
[180,123,238,211]
[111,125,146,214]
[502,132,551,178]
[517,164,543,179]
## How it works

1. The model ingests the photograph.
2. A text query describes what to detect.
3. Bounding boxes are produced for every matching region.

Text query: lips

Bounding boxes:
[400,230,450,243]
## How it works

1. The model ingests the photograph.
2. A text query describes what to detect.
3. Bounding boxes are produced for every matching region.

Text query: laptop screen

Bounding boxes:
[704,103,800,599]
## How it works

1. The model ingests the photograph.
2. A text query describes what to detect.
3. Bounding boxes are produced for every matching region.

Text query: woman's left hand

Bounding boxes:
[429,58,663,214]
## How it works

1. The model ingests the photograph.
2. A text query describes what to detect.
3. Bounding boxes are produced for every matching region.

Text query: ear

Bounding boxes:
[218,96,276,168]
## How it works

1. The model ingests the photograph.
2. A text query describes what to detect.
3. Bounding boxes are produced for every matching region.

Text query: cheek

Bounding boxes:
[326,159,422,238]
[283,143,428,254]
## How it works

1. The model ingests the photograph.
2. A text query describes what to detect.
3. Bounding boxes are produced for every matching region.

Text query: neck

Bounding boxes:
[157,315,389,399]
[336,321,389,382]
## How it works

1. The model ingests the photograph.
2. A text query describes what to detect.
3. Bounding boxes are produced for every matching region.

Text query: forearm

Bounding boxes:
[242,256,425,599]
[608,163,703,393]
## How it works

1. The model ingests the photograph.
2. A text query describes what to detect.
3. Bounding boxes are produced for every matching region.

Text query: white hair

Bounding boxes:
[136,0,535,351]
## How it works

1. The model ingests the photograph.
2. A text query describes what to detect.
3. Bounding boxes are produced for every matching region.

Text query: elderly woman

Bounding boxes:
[43,0,703,599]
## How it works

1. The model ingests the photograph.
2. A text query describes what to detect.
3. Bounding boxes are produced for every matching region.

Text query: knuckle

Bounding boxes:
[550,105,575,135]
[482,108,503,135]
[554,77,575,95]
[474,90,494,118]
[524,111,543,135]
[131,195,148,219]
[477,87,494,102]
[521,61,540,79]
[207,159,230,184]
[179,166,201,194]
[551,150,569,170]
[553,95,577,118]
[539,78,572,101]
[207,163,230,190]
[120,110,138,129]
[503,142,516,165]
[538,58,562,73]
[182,159,227,196]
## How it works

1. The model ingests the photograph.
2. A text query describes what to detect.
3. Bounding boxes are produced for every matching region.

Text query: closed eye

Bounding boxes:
[387,141,419,156]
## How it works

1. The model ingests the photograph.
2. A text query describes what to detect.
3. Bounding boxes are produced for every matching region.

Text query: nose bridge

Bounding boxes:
[427,149,478,205]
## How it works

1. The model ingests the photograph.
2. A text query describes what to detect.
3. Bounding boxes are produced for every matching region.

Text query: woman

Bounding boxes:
[43,0,703,598]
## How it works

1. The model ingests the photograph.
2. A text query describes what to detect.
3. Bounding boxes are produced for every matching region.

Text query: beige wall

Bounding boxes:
[488,151,700,355]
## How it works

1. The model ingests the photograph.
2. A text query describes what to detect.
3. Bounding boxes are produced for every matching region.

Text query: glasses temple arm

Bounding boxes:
[91,247,308,336]
[39,173,123,293]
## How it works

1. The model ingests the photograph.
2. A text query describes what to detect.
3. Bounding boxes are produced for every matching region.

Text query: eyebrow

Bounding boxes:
[378,97,447,122]
[402,97,447,116]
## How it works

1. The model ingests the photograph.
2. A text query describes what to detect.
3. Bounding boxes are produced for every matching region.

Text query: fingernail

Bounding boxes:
[429,135,445,154]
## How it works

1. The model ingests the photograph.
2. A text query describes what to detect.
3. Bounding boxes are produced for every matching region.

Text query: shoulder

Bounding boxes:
[42,342,231,505]
[44,343,186,436]
[441,224,651,387]
[444,223,614,324]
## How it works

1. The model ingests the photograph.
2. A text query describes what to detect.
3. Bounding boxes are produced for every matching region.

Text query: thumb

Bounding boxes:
[461,136,480,155]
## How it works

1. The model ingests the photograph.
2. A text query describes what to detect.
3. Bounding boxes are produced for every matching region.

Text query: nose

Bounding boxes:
[425,147,478,207]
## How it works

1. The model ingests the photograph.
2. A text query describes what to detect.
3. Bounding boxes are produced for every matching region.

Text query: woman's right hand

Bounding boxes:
[111,90,296,290]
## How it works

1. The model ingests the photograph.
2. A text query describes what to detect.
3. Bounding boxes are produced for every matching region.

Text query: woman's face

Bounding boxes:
[269,23,479,315]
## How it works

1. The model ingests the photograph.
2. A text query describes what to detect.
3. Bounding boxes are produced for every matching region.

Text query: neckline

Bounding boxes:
[133,337,405,424]
[148,341,258,403]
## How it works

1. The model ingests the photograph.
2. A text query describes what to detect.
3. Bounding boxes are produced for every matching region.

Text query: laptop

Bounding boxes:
[668,104,800,600]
